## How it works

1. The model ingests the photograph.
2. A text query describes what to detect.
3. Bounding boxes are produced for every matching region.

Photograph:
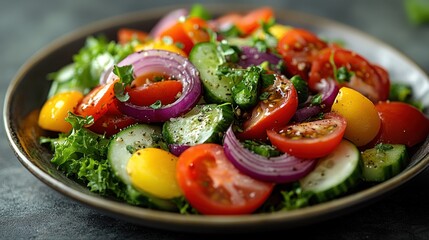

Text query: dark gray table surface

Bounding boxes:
[2,0,429,239]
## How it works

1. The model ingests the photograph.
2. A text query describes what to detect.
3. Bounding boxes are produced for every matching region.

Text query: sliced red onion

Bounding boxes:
[105,49,202,122]
[149,8,188,38]
[238,46,282,70]
[293,105,322,122]
[223,126,317,183]
[317,79,339,108]
[99,65,114,85]
[168,144,190,157]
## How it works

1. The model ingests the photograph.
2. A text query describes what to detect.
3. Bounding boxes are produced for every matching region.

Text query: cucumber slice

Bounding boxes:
[108,124,177,211]
[108,124,162,185]
[162,103,234,145]
[361,144,408,182]
[189,42,235,103]
[300,140,362,203]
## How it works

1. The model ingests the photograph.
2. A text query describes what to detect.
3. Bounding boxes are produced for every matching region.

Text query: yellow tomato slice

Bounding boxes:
[38,91,84,133]
[127,148,182,199]
[331,87,381,146]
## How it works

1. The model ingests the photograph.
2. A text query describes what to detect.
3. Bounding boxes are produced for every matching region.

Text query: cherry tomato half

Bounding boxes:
[176,143,274,215]
[158,17,209,55]
[209,7,274,36]
[88,110,138,137]
[267,112,347,159]
[368,101,429,147]
[309,47,390,103]
[236,7,274,35]
[126,80,182,107]
[239,74,298,141]
[74,80,117,122]
[277,28,327,80]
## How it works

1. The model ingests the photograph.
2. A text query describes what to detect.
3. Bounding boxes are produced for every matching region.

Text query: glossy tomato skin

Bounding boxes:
[88,113,138,137]
[367,101,429,147]
[239,74,298,141]
[331,87,381,147]
[74,81,117,122]
[38,91,84,133]
[176,143,274,215]
[236,7,274,35]
[86,99,137,136]
[267,112,347,159]
[126,80,182,106]
[309,47,390,103]
[157,17,209,55]
[277,28,327,80]
[209,7,274,36]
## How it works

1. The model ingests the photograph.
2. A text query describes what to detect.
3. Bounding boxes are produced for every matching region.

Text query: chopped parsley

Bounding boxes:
[113,64,134,102]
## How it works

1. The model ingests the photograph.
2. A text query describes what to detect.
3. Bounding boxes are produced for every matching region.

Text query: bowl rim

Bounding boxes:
[4,3,429,233]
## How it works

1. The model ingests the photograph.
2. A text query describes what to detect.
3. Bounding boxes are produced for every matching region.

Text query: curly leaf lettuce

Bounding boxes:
[47,36,136,98]
[40,113,141,204]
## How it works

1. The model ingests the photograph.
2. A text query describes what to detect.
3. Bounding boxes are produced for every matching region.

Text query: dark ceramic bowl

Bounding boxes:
[4,4,429,233]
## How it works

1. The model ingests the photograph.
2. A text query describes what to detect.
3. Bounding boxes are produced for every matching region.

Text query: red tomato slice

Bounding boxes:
[267,112,347,159]
[209,7,274,36]
[367,101,429,147]
[176,143,274,215]
[182,17,210,44]
[372,64,391,96]
[158,17,209,55]
[88,112,138,137]
[117,28,149,45]
[239,74,298,140]
[127,80,182,106]
[277,28,327,80]
[74,80,117,122]
[236,7,274,35]
[309,47,390,103]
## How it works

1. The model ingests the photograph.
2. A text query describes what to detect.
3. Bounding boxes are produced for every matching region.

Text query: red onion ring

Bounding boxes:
[223,126,317,183]
[317,79,339,108]
[106,49,202,122]
[168,144,190,157]
[238,46,282,69]
[149,8,188,38]
[293,105,322,122]
[99,65,113,85]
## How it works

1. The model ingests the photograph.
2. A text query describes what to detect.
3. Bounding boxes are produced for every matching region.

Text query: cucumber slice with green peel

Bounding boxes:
[108,124,162,185]
[189,42,235,103]
[162,103,234,145]
[300,140,362,203]
[361,144,408,182]
[108,124,177,211]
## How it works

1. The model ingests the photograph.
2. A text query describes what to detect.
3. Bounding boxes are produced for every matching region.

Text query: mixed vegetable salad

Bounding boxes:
[38,4,429,215]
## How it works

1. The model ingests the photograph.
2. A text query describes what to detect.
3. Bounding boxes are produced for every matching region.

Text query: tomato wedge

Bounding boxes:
[367,101,429,147]
[209,7,274,36]
[277,28,327,80]
[236,7,274,35]
[157,17,209,55]
[309,47,390,103]
[88,111,138,137]
[74,80,117,122]
[239,74,298,140]
[176,143,274,215]
[127,80,182,106]
[267,112,347,159]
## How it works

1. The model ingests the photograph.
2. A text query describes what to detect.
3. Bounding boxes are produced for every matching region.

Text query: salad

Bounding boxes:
[38,4,429,215]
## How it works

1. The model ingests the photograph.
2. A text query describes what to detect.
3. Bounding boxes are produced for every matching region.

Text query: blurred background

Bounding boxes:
[1,0,429,239]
